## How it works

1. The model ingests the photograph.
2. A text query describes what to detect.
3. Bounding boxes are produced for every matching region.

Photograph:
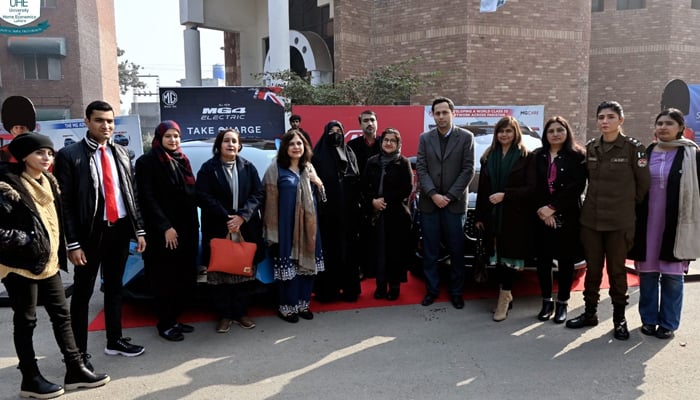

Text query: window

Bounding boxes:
[41,0,57,7]
[617,0,645,10]
[693,0,700,10]
[24,55,61,80]
[592,0,604,12]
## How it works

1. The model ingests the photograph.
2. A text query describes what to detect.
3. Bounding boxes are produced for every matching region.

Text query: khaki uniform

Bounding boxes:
[580,133,650,309]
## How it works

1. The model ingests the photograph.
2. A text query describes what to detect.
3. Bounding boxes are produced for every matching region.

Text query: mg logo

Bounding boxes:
[0,0,40,26]
[161,90,178,106]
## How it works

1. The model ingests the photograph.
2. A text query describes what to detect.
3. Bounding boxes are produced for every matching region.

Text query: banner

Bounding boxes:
[291,105,425,156]
[686,84,700,143]
[1,115,144,160]
[423,105,545,137]
[159,87,285,141]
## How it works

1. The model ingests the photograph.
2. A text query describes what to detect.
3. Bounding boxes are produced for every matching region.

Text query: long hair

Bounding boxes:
[277,130,312,169]
[481,116,528,162]
[541,116,584,154]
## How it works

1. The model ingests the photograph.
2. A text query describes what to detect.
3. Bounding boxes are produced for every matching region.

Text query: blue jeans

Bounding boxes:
[638,272,684,330]
[421,208,465,296]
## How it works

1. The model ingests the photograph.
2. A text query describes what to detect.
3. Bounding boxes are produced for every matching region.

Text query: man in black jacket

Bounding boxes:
[54,101,147,363]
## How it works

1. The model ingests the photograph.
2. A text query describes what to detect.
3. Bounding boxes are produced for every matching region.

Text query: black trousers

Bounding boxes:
[3,272,80,366]
[70,218,131,351]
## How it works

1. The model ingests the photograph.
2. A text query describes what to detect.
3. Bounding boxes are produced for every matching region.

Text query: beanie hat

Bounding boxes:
[8,133,54,161]
[1,96,37,132]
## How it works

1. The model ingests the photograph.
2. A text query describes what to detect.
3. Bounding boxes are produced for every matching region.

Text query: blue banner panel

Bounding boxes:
[687,84,700,144]
[159,87,285,141]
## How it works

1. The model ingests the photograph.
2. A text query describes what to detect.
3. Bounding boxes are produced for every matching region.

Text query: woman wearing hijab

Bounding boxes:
[629,108,700,339]
[475,116,535,322]
[361,128,414,300]
[135,120,199,341]
[263,130,325,323]
[196,128,264,333]
[311,120,363,302]
[1,134,109,399]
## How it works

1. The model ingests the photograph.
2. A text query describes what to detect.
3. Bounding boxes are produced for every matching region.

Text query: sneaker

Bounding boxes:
[105,337,145,357]
[233,316,256,329]
[216,318,233,333]
[613,320,630,341]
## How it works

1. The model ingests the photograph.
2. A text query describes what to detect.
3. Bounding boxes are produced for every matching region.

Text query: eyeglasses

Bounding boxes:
[382,138,398,144]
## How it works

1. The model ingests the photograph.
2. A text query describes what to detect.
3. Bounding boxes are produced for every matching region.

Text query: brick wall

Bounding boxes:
[333,0,591,140]
[589,0,700,144]
[0,0,118,119]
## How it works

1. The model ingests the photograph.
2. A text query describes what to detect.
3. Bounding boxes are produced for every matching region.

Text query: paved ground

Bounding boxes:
[1,268,699,400]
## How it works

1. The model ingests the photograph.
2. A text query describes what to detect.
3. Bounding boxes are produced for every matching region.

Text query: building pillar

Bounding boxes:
[183,24,202,86]
[266,0,290,79]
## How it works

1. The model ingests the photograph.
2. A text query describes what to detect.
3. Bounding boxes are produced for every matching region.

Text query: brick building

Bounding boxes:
[0,0,119,123]
[589,0,700,142]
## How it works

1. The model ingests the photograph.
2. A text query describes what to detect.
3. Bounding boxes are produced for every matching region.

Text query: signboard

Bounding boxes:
[1,0,40,26]
[1,115,144,160]
[422,105,545,136]
[292,105,425,156]
[159,86,286,141]
[686,84,700,142]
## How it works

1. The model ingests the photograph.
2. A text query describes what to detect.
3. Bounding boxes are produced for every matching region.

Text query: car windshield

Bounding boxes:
[179,138,278,177]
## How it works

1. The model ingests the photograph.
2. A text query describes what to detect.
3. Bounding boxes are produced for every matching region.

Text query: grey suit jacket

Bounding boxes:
[416,125,475,213]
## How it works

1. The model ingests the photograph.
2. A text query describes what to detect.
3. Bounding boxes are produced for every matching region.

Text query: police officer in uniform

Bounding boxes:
[566,101,650,340]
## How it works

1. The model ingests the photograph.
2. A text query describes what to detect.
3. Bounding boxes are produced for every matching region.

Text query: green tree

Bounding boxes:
[118,47,146,95]
[256,58,433,110]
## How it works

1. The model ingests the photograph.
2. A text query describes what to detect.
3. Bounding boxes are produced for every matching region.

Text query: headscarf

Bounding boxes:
[312,121,360,206]
[378,134,401,196]
[151,120,196,188]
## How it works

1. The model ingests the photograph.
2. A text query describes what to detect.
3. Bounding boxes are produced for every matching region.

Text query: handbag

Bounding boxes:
[208,232,257,277]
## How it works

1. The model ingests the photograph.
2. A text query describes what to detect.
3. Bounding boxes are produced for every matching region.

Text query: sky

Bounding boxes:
[114,0,224,112]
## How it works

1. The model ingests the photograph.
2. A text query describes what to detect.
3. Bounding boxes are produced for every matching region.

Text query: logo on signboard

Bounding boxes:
[1,0,40,26]
[161,90,178,107]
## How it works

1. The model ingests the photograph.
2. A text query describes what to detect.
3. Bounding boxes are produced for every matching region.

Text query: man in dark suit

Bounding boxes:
[54,101,147,365]
[416,97,475,309]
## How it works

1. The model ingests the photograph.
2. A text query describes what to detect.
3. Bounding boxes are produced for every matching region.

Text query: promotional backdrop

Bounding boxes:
[159,87,286,141]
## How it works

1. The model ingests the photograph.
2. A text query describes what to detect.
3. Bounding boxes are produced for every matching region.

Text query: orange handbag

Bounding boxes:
[207,232,257,277]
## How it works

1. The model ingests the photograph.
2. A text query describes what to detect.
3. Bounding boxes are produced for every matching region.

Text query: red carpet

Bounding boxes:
[88,267,639,331]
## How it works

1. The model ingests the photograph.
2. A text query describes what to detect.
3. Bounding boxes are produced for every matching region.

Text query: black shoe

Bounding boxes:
[552,302,567,324]
[373,287,387,299]
[81,353,94,373]
[450,295,465,309]
[614,319,630,340]
[159,327,185,342]
[655,327,674,339]
[20,367,64,399]
[298,309,314,320]
[386,287,400,301]
[537,300,554,321]
[174,322,195,333]
[64,359,110,390]
[421,293,437,306]
[278,310,299,323]
[641,324,657,336]
[565,312,598,329]
[104,337,145,357]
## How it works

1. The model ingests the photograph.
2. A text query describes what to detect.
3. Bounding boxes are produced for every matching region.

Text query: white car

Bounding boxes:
[180,138,278,177]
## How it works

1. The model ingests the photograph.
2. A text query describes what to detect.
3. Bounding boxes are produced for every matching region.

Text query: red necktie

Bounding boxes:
[100,146,119,223]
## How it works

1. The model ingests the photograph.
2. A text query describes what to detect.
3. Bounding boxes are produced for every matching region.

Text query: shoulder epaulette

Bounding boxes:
[586,137,596,146]
[625,136,642,146]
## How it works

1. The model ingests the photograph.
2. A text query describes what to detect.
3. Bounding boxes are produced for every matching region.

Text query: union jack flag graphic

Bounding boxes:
[253,87,284,107]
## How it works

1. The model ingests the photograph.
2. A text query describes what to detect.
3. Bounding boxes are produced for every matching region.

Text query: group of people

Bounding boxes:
[1,94,697,399]
[461,100,696,343]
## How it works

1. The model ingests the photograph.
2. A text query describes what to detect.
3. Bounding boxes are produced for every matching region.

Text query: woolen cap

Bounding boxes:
[1,96,36,132]
[8,133,54,161]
